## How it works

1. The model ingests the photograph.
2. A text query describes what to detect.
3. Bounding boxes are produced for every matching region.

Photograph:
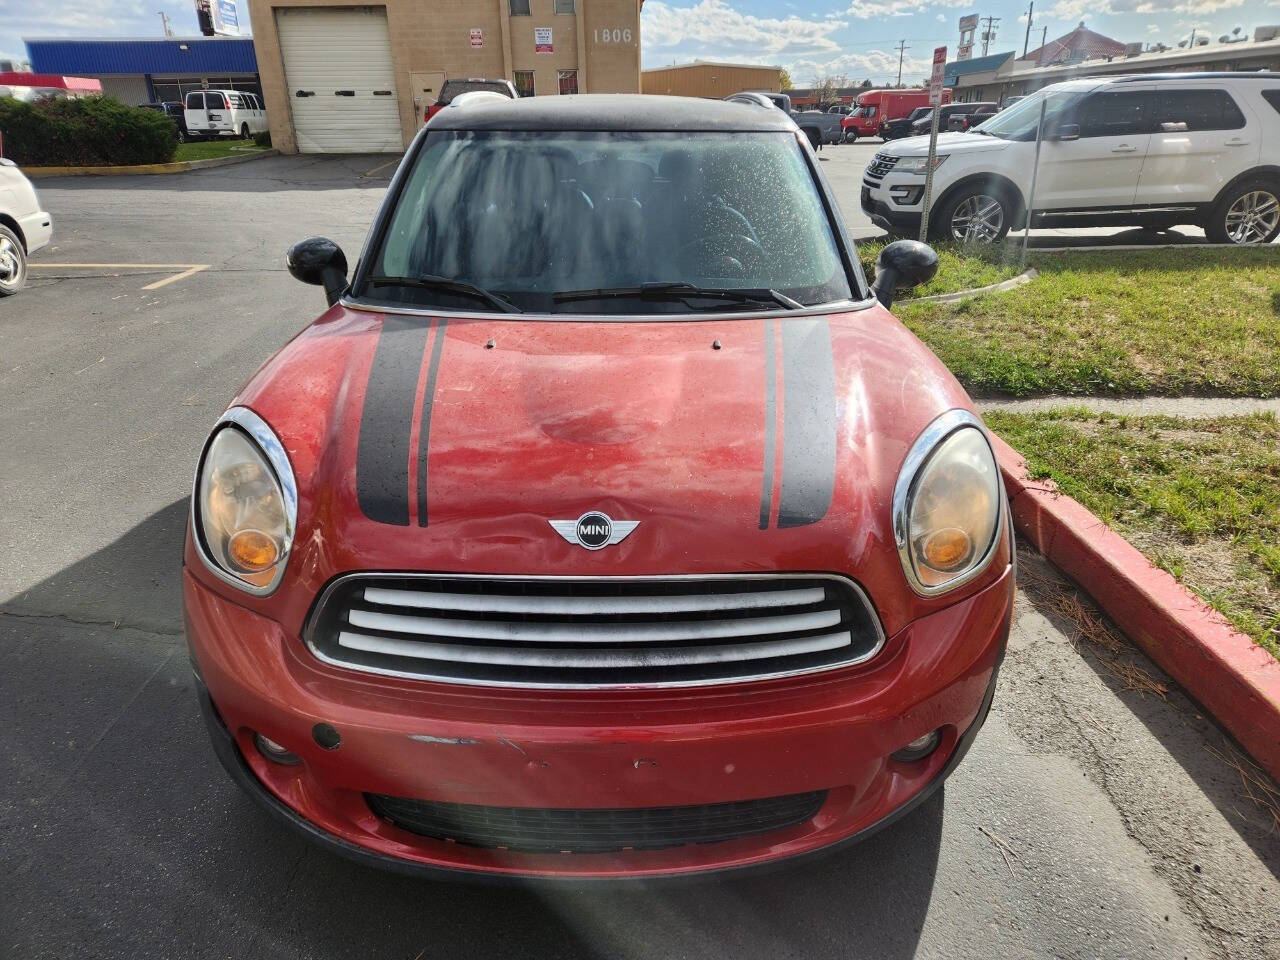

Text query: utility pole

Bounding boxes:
[158,11,173,37]
[1187,27,1196,48]
[894,40,909,88]
[980,16,1001,57]
[1038,25,1047,64]
[1022,1,1034,57]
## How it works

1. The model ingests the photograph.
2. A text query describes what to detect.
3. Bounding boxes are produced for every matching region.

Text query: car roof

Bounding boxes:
[428,93,799,132]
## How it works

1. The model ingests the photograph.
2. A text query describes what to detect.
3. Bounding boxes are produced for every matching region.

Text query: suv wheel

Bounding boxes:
[1207,180,1280,245]
[0,226,27,297]
[933,184,1011,244]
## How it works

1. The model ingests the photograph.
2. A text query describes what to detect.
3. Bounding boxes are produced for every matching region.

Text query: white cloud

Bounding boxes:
[937,12,947,20]
[846,0,969,19]
[790,48,934,84]
[1047,0,1243,16]
[642,0,846,58]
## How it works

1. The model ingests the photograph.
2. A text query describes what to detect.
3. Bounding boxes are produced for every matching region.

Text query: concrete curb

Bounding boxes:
[910,268,1038,304]
[23,149,277,178]
[991,433,1280,780]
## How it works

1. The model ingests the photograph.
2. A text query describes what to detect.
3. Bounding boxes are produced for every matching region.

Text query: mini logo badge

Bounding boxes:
[549,512,639,550]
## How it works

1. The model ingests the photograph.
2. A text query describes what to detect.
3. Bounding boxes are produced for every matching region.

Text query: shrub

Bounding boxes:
[253,129,272,148]
[0,95,177,166]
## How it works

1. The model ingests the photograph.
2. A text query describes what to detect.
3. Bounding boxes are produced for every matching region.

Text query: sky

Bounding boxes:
[2,0,1277,86]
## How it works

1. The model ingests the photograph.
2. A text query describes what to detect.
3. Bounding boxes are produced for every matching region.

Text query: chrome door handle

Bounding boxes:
[1111,145,1138,153]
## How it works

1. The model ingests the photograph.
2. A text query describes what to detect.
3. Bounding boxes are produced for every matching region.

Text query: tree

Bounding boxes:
[812,73,849,109]
[778,68,794,91]
[859,78,874,89]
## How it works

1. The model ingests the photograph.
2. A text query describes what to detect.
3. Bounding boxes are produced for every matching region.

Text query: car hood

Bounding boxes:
[888,131,1007,157]
[229,304,982,635]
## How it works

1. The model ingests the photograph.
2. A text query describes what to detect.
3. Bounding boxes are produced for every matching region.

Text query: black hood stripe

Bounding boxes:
[416,318,448,527]
[776,318,836,528]
[758,318,778,530]
[356,318,433,526]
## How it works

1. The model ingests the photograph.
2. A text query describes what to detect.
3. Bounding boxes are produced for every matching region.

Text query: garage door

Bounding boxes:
[275,7,403,153]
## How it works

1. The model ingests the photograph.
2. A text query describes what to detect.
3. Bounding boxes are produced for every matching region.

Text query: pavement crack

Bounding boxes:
[0,605,183,637]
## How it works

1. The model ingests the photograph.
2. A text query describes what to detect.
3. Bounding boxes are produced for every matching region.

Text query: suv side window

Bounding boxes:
[1263,90,1280,115]
[1152,89,1245,132]
[1073,90,1150,138]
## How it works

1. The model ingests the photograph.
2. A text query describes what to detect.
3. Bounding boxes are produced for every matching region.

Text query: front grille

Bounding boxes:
[866,153,899,180]
[306,574,883,687]
[366,791,828,853]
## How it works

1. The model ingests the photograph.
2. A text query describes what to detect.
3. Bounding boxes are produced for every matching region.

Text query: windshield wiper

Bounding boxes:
[364,274,521,313]
[552,282,804,311]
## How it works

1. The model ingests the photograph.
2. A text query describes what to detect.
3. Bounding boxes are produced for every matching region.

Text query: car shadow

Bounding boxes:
[0,499,943,960]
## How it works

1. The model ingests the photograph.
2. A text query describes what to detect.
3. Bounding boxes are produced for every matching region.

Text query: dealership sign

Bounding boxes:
[212,0,239,34]
[535,26,553,53]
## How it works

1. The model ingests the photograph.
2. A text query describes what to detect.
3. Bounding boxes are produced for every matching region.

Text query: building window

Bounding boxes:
[554,0,575,12]
[557,69,578,95]
[509,0,530,15]
[513,71,535,97]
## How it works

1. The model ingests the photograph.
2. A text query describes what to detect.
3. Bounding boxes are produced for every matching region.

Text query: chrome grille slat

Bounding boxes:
[866,153,899,180]
[346,607,842,644]
[338,630,852,667]
[307,574,885,688]
[363,585,827,615]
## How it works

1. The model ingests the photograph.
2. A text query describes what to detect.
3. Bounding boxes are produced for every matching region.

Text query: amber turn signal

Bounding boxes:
[921,527,972,572]
[228,529,280,572]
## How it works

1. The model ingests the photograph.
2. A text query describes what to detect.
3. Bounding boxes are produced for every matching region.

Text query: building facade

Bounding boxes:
[641,61,780,99]
[23,37,260,107]
[248,0,642,154]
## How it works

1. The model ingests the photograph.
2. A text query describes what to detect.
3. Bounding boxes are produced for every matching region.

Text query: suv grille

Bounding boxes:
[366,791,828,853]
[866,154,899,180]
[307,574,883,687]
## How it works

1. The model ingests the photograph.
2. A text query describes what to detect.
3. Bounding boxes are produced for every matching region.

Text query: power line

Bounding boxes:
[980,15,1001,57]
[894,39,909,88]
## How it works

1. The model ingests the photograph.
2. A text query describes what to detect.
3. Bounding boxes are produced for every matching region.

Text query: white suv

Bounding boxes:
[861,73,1280,244]
[0,158,53,296]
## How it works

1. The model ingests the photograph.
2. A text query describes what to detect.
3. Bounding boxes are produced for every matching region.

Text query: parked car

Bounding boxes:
[947,104,998,132]
[0,158,52,296]
[186,93,1013,880]
[844,88,950,142]
[139,101,194,142]
[861,74,1280,245]
[725,92,838,149]
[724,90,792,112]
[184,89,268,140]
[880,106,933,141]
[1000,95,1026,110]
[910,102,997,137]
[424,78,518,124]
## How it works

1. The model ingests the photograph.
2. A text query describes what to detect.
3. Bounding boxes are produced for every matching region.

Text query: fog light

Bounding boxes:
[892,729,941,763]
[254,732,301,765]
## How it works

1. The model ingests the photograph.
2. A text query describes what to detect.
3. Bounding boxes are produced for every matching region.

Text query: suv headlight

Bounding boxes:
[895,155,948,174]
[192,408,297,595]
[893,410,1001,595]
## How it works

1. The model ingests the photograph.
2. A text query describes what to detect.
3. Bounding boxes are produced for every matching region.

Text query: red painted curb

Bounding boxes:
[991,433,1280,781]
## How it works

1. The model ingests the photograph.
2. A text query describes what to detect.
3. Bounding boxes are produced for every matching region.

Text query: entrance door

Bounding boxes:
[410,71,446,130]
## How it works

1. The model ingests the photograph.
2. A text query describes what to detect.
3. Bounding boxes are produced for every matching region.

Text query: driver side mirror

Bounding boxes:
[871,240,939,308]
[286,237,348,307]
[1053,123,1080,142]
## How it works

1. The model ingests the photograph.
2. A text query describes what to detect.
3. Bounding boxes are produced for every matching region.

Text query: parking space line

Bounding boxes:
[28,262,211,290]
[141,265,210,290]
[362,156,400,177]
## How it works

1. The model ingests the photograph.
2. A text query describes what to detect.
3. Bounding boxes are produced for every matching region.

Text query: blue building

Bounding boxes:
[24,36,259,106]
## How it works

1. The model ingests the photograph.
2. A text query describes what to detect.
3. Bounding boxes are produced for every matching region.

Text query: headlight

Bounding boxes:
[895,154,948,174]
[893,410,1001,595]
[193,408,297,595]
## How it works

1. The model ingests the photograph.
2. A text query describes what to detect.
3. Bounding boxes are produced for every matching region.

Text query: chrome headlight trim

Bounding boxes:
[190,406,298,596]
[892,408,1004,597]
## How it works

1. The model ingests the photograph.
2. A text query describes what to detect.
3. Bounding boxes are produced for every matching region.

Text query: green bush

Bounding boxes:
[253,129,272,148]
[0,95,177,166]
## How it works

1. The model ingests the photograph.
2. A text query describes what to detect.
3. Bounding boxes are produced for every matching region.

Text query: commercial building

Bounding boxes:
[23,36,260,107]
[641,60,780,100]
[247,0,643,154]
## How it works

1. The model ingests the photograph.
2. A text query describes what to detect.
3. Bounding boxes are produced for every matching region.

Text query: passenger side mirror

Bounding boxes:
[871,240,938,308]
[286,237,348,307]
[1053,123,1080,142]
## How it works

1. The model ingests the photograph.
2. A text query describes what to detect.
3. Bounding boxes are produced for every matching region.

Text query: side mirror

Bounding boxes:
[871,239,939,308]
[286,237,348,307]
[1053,123,1080,142]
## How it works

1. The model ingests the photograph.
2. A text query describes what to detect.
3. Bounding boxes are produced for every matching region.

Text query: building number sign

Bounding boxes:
[593,27,633,44]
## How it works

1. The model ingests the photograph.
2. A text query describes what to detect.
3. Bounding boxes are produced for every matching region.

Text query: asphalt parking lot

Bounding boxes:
[3,154,1278,960]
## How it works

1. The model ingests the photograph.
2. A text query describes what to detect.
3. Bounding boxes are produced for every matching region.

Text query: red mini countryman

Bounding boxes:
[184,95,1014,879]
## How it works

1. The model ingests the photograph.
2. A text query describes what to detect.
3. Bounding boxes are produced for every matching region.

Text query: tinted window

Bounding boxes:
[439,80,511,104]
[1073,91,1149,138]
[1264,90,1280,115]
[509,0,530,13]
[206,92,227,109]
[366,131,855,314]
[1152,89,1245,131]
[185,92,204,109]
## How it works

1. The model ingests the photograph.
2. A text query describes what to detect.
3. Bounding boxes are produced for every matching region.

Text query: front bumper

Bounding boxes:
[18,210,52,254]
[186,566,1011,879]
[860,175,927,234]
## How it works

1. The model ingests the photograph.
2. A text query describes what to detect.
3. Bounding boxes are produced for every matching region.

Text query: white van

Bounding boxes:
[183,90,268,140]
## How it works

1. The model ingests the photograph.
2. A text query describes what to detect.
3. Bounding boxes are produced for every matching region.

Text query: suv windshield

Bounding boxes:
[361,131,856,314]
[438,80,510,104]
[976,89,1083,140]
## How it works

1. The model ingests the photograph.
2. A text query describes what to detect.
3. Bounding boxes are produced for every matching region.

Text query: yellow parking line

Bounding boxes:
[362,156,400,177]
[28,262,211,290]
[141,265,209,290]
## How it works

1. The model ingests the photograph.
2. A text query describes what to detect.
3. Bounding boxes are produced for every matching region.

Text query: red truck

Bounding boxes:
[842,88,953,142]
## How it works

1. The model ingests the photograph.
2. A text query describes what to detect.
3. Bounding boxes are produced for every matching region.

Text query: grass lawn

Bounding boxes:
[986,408,1280,659]
[174,140,269,162]
[858,239,1024,301]
[896,247,1280,397]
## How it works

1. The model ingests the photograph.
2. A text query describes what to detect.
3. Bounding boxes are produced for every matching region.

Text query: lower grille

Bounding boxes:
[366,791,828,853]
[306,574,884,687]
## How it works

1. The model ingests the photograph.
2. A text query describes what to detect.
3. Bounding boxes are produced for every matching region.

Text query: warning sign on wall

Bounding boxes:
[470,27,483,47]
[534,26,553,53]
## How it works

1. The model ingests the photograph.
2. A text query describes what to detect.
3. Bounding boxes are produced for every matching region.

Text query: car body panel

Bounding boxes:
[0,160,52,253]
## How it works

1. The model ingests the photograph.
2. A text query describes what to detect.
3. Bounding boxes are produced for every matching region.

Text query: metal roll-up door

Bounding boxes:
[275,7,403,153]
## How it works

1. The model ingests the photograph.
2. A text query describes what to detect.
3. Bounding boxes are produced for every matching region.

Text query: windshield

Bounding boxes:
[438,80,509,104]
[976,89,1083,140]
[850,106,867,117]
[362,131,856,314]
